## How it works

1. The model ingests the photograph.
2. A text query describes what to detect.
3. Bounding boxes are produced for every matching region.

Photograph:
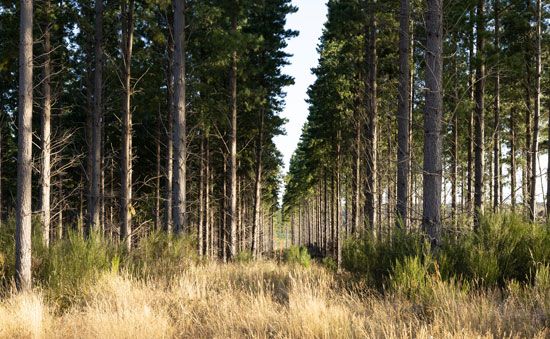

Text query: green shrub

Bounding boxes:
[322,257,337,272]
[390,256,432,301]
[128,231,197,278]
[283,246,311,267]
[235,250,254,263]
[37,231,117,300]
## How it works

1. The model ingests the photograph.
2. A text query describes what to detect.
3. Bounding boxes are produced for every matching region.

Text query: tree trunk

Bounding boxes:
[41,0,52,247]
[451,37,458,227]
[511,108,517,211]
[57,173,63,240]
[205,134,211,256]
[120,0,134,251]
[529,0,541,221]
[352,115,361,235]
[493,0,500,212]
[422,0,443,247]
[172,0,187,234]
[365,0,377,232]
[227,10,238,259]
[396,0,410,230]
[474,0,485,229]
[16,0,33,292]
[88,0,103,236]
[155,109,161,231]
[164,18,174,234]
[467,8,475,218]
[251,113,263,258]
[198,130,205,256]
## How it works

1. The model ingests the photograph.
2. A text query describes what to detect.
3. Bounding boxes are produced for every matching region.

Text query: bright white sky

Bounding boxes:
[274,0,328,173]
[274,1,548,204]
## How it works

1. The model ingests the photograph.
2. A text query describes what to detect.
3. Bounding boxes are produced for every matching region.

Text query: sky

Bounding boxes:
[274,0,328,173]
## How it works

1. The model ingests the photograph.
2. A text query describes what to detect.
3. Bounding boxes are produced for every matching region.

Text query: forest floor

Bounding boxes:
[0,260,548,338]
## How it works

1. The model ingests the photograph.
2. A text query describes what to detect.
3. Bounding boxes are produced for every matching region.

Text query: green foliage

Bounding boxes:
[390,256,433,302]
[37,231,118,304]
[283,246,311,268]
[321,257,338,272]
[128,231,197,278]
[343,213,550,290]
[342,230,424,287]
[235,250,254,263]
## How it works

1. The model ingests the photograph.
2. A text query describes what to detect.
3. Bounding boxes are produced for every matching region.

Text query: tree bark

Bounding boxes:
[365,0,377,232]
[511,108,517,211]
[41,0,52,247]
[493,0,500,212]
[88,0,103,236]
[474,0,485,229]
[467,8,475,217]
[227,10,238,259]
[529,0,541,221]
[172,0,188,234]
[396,0,410,229]
[422,0,443,247]
[120,0,134,251]
[251,113,263,258]
[164,16,174,234]
[16,0,33,292]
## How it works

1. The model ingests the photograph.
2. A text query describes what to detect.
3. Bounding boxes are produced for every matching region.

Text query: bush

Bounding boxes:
[343,212,550,290]
[283,246,311,268]
[37,231,118,304]
[235,250,253,263]
[390,256,432,301]
[127,231,197,278]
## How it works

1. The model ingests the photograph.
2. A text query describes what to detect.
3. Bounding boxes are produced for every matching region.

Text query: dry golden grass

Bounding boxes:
[0,261,548,338]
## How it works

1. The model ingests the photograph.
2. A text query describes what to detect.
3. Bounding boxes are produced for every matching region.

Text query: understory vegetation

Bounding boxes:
[0,213,548,338]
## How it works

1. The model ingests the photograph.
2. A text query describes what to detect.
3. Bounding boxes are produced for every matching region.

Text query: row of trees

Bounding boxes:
[283,0,548,268]
[3,0,297,290]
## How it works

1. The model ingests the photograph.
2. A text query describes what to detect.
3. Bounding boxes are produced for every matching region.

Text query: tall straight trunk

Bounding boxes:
[227,10,238,259]
[352,115,361,235]
[198,131,205,256]
[396,0,410,229]
[16,0,33,291]
[524,64,532,212]
[155,109,161,231]
[88,0,103,236]
[164,22,174,233]
[57,173,63,240]
[408,29,414,229]
[451,38,458,227]
[493,0,500,212]
[0,126,2,228]
[365,0,377,231]
[251,113,263,258]
[172,0,187,234]
[109,158,114,237]
[422,0,443,247]
[41,0,52,247]
[530,0,541,221]
[221,154,227,261]
[336,132,342,270]
[323,172,328,254]
[205,134,211,256]
[474,0,485,229]
[467,8,475,217]
[120,0,134,251]
[511,108,517,211]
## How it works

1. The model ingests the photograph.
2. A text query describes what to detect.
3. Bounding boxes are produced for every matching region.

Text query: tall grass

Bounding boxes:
[0,213,548,337]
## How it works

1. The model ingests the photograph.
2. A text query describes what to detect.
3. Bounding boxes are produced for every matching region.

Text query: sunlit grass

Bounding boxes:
[0,260,548,338]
